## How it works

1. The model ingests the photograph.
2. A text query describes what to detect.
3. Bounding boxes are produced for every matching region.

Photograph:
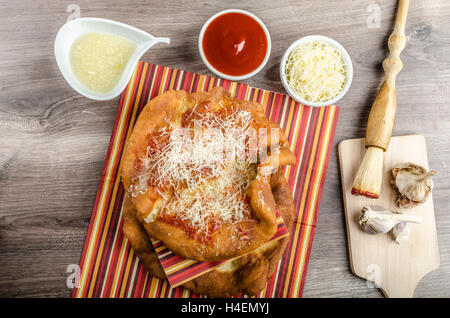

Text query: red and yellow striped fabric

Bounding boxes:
[72,62,339,298]
[153,211,289,287]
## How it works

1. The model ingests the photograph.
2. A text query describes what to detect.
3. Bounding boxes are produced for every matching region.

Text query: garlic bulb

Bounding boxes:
[359,206,422,235]
[391,162,436,208]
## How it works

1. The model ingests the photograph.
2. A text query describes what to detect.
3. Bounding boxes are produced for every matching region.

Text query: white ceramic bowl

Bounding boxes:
[54,18,169,101]
[280,35,353,107]
[198,9,271,81]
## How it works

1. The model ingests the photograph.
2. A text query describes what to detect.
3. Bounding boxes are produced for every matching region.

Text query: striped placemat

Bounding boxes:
[73,61,339,298]
[152,211,289,287]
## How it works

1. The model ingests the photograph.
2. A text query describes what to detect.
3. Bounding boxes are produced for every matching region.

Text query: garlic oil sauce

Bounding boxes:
[70,32,136,93]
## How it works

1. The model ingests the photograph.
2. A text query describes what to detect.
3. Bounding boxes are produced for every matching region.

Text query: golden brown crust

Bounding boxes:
[121,90,189,192]
[122,169,295,297]
[122,193,166,280]
[121,87,295,262]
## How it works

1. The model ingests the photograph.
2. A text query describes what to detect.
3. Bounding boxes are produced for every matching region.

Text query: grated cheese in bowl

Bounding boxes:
[281,36,352,106]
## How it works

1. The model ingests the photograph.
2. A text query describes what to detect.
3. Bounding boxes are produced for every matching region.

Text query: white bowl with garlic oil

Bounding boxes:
[54,18,170,101]
[280,35,353,107]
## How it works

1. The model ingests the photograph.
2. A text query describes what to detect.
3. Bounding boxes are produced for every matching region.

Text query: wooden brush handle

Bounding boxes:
[365,0,409,150]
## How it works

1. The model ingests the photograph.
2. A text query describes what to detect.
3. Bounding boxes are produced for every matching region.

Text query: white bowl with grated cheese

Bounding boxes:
[280,35,353,107]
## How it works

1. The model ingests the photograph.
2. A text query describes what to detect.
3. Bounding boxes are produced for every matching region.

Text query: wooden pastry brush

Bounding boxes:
[351,0,409,199]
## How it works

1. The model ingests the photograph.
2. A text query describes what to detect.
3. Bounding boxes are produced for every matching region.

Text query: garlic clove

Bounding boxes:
[391,222,411,244]
[359,206,422,235]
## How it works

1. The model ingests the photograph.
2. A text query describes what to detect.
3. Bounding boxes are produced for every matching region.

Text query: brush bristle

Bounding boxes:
[351,147,384,198]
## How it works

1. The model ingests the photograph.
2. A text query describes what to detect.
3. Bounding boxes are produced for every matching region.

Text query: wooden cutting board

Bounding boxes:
[338,135,440,298]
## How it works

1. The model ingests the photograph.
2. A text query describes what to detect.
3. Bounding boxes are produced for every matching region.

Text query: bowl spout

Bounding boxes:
[138,33,170,54]
[153,37,170,45]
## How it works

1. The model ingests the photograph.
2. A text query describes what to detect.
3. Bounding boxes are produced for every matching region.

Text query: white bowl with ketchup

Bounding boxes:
[199,9,271,81]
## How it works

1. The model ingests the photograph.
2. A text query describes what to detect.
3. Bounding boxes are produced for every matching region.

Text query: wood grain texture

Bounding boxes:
[0,0,450,298]
[340,135,439,298]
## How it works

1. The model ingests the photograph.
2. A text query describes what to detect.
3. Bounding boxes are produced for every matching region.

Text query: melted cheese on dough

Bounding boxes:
[133,105,256,235]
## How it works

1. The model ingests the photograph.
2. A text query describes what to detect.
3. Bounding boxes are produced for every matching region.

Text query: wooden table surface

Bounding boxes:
[1,0,449,298]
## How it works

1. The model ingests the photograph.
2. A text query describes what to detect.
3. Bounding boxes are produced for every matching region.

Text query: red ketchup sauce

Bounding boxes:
[202,12,268,76]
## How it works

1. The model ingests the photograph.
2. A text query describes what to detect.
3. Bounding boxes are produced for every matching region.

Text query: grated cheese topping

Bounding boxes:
[285,41,347,103]
[130,103,257,237]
